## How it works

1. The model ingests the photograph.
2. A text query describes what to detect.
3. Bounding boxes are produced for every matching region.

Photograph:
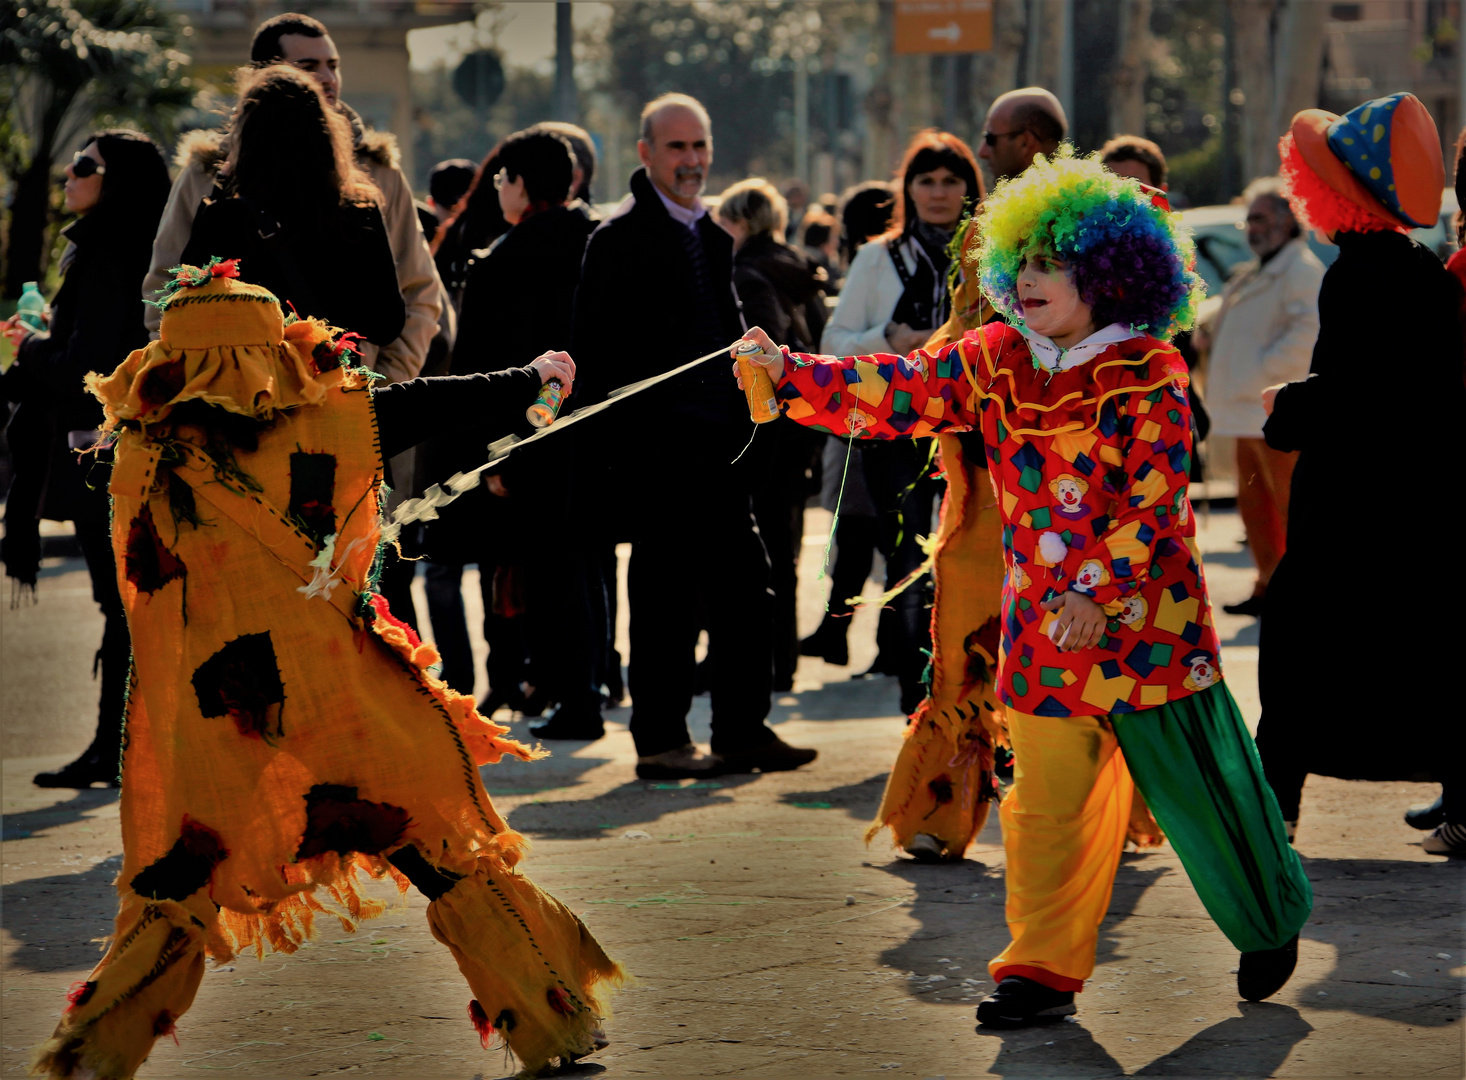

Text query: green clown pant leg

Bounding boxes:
[1113,681,1312,953]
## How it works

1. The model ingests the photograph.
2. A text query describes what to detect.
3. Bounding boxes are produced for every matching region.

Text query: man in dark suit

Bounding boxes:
[569,93,816,780]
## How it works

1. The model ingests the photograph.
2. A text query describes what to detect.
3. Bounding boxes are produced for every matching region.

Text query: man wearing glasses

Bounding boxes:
[977,87,1068,184]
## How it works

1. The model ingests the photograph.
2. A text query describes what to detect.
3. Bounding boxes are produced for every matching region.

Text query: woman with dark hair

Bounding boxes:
[181,64,405,349]
[431,141,510,299]
[422,128,606,736]
[1,130,171,788]
[807,131,983,713]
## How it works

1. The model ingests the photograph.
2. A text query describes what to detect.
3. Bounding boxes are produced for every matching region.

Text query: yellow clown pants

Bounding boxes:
[989,682,1312,991]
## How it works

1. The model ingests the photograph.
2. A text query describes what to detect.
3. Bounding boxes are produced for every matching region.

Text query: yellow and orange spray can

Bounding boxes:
[734,339,782,424]
[525,378,565,429]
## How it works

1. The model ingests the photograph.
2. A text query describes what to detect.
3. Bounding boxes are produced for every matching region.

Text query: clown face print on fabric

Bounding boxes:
[1050,474,1092,520]
[1182,649,1220,691]
[1116,594,1148,627]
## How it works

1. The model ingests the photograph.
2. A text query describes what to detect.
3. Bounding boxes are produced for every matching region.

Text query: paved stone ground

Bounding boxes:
[3,506,1461,1079]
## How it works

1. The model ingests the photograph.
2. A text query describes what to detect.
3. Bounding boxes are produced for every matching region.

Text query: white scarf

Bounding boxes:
[1017,322,1139,373]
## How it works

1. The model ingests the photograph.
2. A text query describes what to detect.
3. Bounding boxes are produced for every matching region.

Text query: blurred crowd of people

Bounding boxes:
[3,10,1462,850]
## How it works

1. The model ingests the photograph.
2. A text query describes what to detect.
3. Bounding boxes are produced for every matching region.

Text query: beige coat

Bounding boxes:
[141,127,447,384]
[1205,236,1324,438]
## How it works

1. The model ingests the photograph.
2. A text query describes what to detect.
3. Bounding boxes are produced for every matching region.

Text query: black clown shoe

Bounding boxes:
[1237,934,1299,1001]
[975,976,1076,1028]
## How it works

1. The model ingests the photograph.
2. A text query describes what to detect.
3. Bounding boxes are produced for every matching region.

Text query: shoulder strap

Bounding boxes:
[886,236,915,289]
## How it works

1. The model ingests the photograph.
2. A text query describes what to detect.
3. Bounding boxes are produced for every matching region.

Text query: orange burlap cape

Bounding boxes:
[864,234,1008,859]
[863,223,1161,858]
[34,272,621,1080]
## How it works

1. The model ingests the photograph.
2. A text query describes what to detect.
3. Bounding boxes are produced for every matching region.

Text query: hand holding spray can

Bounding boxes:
[525,378,565,429]
[733,340,781,424]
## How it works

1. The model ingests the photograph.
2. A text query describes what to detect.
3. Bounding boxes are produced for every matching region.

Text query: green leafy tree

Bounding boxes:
[1,0,195,297]
[590,1,871,185]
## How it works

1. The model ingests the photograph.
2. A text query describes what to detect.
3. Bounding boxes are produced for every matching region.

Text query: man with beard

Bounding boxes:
[568,93,816,779]
[141,12,443,384]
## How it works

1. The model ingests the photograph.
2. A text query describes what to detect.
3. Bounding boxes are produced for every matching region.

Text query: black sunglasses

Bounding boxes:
[69,152,105,179]
[982,129,1029,147]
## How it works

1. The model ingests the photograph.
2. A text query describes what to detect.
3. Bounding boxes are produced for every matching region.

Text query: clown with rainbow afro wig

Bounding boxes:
[731,147,1313,1029]
[976,146,1203,344]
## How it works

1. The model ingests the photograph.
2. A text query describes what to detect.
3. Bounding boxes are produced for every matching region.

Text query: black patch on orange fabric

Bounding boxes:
[125,503,187,594]
[138,359,186,410]
[494,1009,517,1033]
[130,817,228,901]
[927,777,954,806]
[191,632,286,741]
[288,452,337,545]
[295,783,411,860]
[387,843,463,901]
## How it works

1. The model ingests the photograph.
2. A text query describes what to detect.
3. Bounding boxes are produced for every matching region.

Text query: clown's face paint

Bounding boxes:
[1017,252,1095,348]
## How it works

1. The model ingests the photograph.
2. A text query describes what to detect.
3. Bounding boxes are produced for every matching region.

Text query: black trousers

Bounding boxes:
[624,462,775,758]
[73,503,129,769]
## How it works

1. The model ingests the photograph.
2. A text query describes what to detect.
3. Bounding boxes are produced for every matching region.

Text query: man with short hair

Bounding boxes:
[977,87,1068,183]
[530,120,598,205]
[1202,177,1323,616]
[1101,133,1168,190]
[141,11,445,384]
[569,93,816,779]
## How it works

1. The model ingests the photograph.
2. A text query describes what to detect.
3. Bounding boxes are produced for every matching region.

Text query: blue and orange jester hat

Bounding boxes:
[1282,92,1444,235]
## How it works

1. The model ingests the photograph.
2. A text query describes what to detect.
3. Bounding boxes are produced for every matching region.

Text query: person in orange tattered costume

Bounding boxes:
[34,261,621,1080]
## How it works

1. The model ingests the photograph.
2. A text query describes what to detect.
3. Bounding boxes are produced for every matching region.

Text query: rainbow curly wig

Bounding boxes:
[976,147,1204,340]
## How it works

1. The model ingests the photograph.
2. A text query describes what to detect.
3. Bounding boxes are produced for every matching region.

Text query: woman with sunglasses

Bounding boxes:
[806,130,984,715]
[1,131,171,788]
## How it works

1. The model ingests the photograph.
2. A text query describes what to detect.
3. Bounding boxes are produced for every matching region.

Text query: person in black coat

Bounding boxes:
[569,94,816,779]
[422,128,602,731]
[1,130,171,787]
[715,178,828,691]
[180,65,405,349]
[1257,98,1466,853]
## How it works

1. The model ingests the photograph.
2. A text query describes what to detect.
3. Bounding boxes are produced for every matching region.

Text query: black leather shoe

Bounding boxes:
[799,624,849,666]
[1238,934,1298,1001]
[478,688,526,717]
[1405,795,1446,831]
[975,976,1076,1028]
[528,704,604,741]
[34,753,119,789]
[1222,595,1266,617]
[718,735,817,774]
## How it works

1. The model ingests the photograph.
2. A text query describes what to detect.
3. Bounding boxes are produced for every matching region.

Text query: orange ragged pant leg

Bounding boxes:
[32,892,229,1079]
[988,710,1134,992]
[424,854,625,1075]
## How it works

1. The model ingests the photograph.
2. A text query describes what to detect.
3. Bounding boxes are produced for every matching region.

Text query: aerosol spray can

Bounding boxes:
[733,340,781,424]
[525,378,565,429]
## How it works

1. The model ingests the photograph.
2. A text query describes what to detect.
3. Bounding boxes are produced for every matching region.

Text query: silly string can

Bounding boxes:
[734,340,781,424]
[525,378,565,429]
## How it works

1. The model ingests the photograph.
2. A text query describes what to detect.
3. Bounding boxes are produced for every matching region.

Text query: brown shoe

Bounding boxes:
[635,743,724,780]
[718,735,817,774]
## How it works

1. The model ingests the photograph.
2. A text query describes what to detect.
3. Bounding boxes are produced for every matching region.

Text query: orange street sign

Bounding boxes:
[894,0,993,54]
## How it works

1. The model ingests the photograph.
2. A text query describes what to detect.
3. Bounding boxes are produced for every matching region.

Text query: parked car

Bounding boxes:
[1178,189,1459,296]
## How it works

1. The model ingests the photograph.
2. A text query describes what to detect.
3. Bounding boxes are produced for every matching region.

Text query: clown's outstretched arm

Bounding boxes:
[730,325,979,439]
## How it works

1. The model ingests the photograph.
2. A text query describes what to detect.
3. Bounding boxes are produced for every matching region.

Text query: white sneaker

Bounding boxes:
[1421,822,1466,856]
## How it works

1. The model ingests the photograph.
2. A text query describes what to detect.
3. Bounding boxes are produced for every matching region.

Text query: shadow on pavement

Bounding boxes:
[2,854,120,974]
[975,1020,1126,1078]
[1296,855,1465,1028]
[777,772,887,823]
[768,674,908,723]
[504,774,763,839]
[0,787,119,841]
[1130,1002,1312,1075]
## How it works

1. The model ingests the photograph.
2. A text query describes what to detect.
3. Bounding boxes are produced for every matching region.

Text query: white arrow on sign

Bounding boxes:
[928,21,962,42]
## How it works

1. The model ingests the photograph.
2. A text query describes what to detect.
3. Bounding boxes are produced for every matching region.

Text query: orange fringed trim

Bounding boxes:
[213,854,410,961]
[367,595,546,768]
[864,699,1004,859]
